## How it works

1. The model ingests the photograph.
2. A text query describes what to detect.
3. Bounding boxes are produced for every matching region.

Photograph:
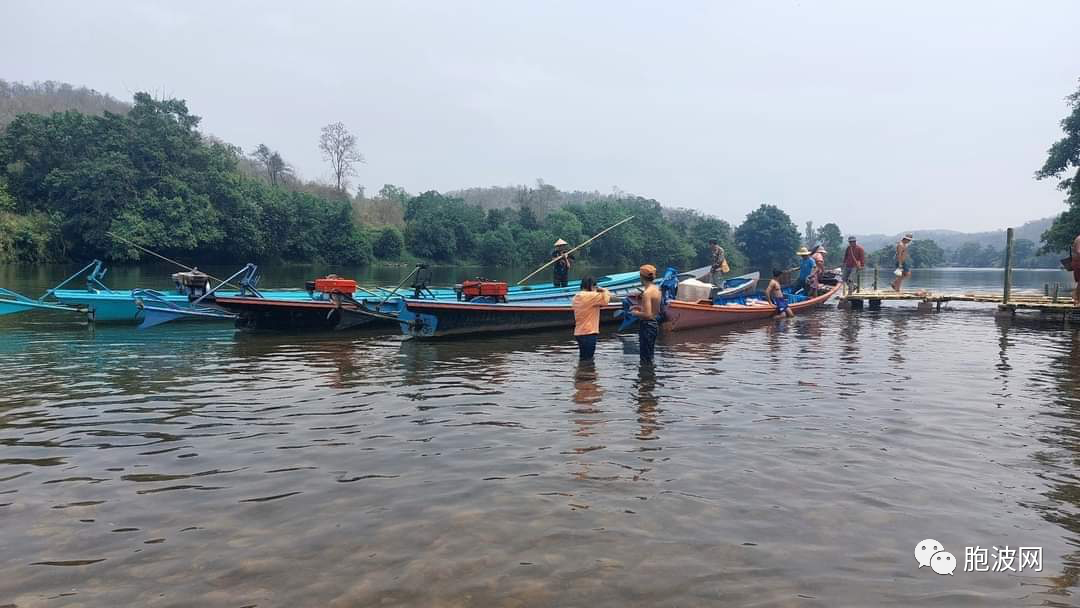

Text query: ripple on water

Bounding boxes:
[0,306,1079,604]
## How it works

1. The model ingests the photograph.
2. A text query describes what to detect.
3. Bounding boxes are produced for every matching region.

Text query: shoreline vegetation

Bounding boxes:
[0,78,1074,274]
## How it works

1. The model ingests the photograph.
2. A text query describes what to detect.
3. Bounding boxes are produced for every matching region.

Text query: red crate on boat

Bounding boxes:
[313,277,357,294]
[460,280,508,300]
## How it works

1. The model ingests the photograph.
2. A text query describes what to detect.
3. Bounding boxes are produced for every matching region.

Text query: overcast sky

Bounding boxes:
[3,1,1078,233]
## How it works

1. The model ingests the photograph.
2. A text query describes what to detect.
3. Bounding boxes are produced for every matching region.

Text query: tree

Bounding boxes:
[804,221,815,247]
[479,226,517,266]
[319,121,364,191]
[907,239,946,268]
[735,204,801,271]
[252,144,273,182]
[952,242,983,267]
[267,152,290,186]
[373,226,404,259]
[816,222,844,266]
[1037,80,1080,253]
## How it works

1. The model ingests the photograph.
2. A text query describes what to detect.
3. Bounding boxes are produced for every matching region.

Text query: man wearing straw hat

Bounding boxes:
[890,233,914,292]
[794,246,814,294]
[550,239,575,287]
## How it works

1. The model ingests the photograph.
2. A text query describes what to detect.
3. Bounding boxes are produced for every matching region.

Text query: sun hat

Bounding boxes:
[553,238,568,247]
[639,264,657,279]
[848,236,857,242]
[796,246,811,256]
[902,233,913,241]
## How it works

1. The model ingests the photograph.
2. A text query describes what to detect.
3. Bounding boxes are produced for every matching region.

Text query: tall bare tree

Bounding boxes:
[319,122,364,191]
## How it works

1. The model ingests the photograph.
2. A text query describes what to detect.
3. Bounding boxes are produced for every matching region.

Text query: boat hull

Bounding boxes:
[52,289,314,323]
[663,282,843,331]
[212,296,397,331]
[398,300,621,338]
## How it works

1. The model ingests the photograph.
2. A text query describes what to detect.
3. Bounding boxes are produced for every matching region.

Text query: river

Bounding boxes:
[1,265,1079,607]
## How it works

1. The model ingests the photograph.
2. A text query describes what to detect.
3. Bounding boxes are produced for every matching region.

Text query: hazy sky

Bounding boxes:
[3,1,1079,233]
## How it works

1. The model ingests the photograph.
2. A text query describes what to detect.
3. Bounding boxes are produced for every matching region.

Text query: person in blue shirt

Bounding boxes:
[794,246,815,294]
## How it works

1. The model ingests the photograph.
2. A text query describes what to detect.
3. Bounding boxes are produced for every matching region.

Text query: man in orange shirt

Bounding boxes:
[572,276,611,360]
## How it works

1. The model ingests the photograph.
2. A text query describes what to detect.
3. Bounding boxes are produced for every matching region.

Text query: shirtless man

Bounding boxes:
[765,269,794,318]
[891,233,913,292]
[1073,233,1080,306]
[630,264,662,364]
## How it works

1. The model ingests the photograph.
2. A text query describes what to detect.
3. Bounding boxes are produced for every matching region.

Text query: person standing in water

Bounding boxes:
[765,269,794,318]
[891,233,913,292]
[571,276,610,361]
[551,239,575,288]
[630,265,662,365]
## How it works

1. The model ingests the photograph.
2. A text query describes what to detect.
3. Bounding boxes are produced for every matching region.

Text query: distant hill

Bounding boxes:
[853,216,1056,251]
[0,79,130,129]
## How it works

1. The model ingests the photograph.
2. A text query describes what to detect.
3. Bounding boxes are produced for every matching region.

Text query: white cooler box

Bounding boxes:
[676,278,717,302]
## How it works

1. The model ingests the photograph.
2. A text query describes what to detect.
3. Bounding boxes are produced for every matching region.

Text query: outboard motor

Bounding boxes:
[173,270,211,300]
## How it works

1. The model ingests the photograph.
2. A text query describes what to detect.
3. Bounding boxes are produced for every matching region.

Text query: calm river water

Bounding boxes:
[1,265,1080,607]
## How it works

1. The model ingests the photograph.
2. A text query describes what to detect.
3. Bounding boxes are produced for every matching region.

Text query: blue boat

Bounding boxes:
[210,265,683,332]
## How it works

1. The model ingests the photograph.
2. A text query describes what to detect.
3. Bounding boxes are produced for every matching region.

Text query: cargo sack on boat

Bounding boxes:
[820,270,840,286]
[675,278,717,303]
[457,280,508,302]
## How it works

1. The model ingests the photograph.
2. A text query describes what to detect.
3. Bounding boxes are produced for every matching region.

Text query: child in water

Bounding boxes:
[765,270,794,318]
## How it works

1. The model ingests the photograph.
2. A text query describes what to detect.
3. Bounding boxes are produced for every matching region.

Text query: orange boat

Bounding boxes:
[662,281,843,332]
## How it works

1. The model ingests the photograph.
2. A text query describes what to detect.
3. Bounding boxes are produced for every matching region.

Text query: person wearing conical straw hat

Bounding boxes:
[891,233,914,292]
[550,238,575,287]
[794,246,814,294]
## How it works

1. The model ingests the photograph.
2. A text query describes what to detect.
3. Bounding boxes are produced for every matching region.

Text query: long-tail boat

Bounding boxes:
[662,280,843,331]
[210,266,687,332]
[395,268,755,339]
[0,261,318,325]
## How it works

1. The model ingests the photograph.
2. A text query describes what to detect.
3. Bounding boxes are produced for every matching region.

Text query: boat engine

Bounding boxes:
[456,279,508,303]
[173,270,211,299]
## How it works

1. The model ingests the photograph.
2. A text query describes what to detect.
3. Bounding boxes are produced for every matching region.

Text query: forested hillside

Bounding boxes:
[0,80,129,129]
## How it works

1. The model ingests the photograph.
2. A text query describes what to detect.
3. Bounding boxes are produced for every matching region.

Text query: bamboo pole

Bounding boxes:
[106,231,241,290]
[515,216,635,285]
[1003,227,1014,305]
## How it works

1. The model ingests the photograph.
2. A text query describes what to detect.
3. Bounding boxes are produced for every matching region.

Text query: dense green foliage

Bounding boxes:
[947,238,1057,268]
[372,226,404,260]
[1038,81,1080,253]
[393,189,729,271]
[735,204,801,271]
[0,93,372,264]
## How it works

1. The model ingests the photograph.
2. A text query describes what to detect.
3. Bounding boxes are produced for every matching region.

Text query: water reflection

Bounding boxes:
[3,268,1080,605]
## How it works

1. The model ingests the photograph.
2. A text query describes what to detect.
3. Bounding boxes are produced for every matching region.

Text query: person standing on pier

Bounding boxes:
[551,239,575,287]
[572,276,611,361]
[1073,233,1080,306]
[709,239,728,286]
[842,236,866,294]
[891,233,913,292]
[630,265,661,365]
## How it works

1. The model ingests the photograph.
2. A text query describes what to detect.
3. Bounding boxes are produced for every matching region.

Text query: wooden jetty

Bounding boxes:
[839,227,1080,320]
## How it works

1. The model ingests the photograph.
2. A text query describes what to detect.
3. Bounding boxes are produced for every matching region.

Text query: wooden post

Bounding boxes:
[873,263,878,291]
[1053,283,1060,303]
[1002,227,1014,305]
